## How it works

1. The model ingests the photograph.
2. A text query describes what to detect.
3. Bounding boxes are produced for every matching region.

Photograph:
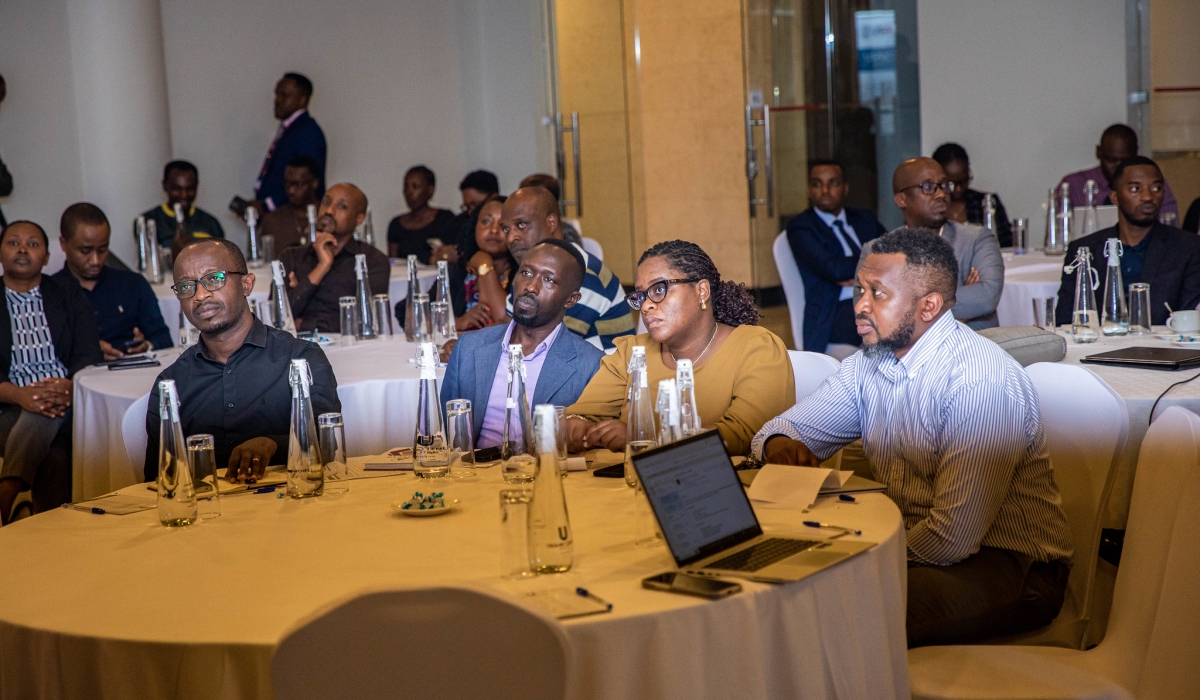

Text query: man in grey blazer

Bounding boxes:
[441,239,604,445]
[893,157,1004,329]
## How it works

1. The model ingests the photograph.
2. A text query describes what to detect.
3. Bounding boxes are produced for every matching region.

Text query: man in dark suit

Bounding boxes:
[1056,156,1200,327]
[440,240,603,445]
[787,160,886,353]
[255,73,327,212]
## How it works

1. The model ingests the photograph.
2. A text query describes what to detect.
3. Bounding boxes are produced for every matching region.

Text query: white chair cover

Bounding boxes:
[787,350,839,404]
[580,236,603,262]
[272,586,570,700]
[121,393,151,479]
[772,231,806,350]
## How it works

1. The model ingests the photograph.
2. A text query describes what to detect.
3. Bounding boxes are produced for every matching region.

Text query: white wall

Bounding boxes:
[918,0,1127,244]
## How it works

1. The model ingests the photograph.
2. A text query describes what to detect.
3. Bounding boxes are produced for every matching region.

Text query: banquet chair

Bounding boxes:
[772,231,856,359]
[787,350,839,404]
[580,236,603,262]
[908,405,1200,700]
[121,393,151,479]
[272,586,570,700]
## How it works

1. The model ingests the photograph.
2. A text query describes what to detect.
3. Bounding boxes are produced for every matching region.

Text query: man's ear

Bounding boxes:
[919,292,946,322]
[894,191,907,211]
[546,211,560,235]
[355,212,366,228]
[562,290,582,310]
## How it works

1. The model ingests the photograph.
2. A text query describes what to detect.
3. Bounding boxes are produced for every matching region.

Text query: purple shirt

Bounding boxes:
[1059,164,1178,218]
[477,322,563,448]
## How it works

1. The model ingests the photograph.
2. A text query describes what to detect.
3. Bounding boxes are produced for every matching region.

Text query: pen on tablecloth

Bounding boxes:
[91,507,106,515]
[576,587,613,611]
[838,494,856,503]
[803,521,862,537]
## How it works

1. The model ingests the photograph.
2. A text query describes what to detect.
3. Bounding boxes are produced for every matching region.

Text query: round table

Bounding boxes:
[0,468,908,700]
[997,250,1065,327]
[71,337,440,501]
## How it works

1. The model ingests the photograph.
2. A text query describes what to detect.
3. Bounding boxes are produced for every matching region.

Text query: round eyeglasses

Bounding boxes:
[626,278,699,310]
[902,180,956,196]
[171,270,246,299]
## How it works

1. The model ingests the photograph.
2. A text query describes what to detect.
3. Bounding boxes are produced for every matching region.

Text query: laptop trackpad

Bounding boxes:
[760,549,847,579]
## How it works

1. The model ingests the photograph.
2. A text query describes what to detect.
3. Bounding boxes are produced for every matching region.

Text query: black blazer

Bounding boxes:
[0,275,103,380]
[786,207,886,351]
[1055,223,1200,327]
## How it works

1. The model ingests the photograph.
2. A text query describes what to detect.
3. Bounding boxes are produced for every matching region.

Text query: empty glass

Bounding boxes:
[318,413,349,494]
[1161,212,1178,227]
[554,406,569,477]
[186,434,220,519]
[1128,283,1152,335]
[1032,297,1057,331]
[372,294,393,337]
[1012,217,1028,254]
[431,301,453,346]
[338,296,358,346]
[445,399,477,478]
[257,299,274,323]
[499,489,536,579]
[261,234,276,266]
[410,293,431,343]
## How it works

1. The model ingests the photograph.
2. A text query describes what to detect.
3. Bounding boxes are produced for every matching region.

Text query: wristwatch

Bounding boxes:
[477,263,493,277]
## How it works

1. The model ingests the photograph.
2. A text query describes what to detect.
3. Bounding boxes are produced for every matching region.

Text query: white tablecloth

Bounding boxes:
[0,468,908,700]
[71,337,439,501]
[997,250,1065,326]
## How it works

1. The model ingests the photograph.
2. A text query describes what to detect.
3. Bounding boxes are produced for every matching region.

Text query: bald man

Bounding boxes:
[279,182,390,333]
[501,187,635,350]
[890,157,1003,329]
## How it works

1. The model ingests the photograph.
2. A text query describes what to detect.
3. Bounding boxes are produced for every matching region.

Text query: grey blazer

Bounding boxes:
[439,322,605,441]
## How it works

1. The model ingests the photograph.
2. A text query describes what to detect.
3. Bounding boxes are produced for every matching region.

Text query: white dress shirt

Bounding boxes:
[813,208,862,301]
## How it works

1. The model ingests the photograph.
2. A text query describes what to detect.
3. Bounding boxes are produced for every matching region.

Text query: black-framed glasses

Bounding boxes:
[171,270,245,299]
[902,180,956,196]
[626,278,699,310]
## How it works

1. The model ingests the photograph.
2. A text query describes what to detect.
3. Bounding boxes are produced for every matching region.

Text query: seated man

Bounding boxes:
[441,239,603,446]
[753,228,1073,648]
[0,221,102,519]
[136,160,225,252]
[787,159,886,353]
[931,143,1013,247]
[1059,123,1178,216]
[518,173,583,247]
[893,157,1003,329]
[53,203,172,359]
[279,182,390,333]
[1056,156,1200,326]
[259,155,321,250]
[144,239,339,483]
[501,187,635,350]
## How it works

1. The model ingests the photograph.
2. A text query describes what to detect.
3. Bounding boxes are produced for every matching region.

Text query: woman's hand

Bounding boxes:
[456,305,491,331]
[583,420,627,453]
[466,251,495,275]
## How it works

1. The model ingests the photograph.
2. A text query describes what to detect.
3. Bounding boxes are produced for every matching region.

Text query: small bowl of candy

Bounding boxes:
[392,491,458,517]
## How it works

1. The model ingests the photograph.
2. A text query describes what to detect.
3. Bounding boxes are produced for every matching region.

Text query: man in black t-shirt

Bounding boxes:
[135,160,225,250]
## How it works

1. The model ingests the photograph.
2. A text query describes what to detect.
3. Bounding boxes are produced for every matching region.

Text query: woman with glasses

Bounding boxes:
[564,240,794,456]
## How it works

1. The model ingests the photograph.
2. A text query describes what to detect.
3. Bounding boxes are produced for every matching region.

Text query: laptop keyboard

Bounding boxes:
[707,537,822,572]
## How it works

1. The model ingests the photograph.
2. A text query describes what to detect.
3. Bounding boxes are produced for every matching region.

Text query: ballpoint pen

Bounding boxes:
[576,587,613,611]
[803,520,862,537]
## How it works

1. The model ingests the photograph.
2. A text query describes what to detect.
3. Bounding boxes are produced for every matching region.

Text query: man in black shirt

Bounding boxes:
[136,160,226,250]
[144,239,339,483]
[280,182,389,333]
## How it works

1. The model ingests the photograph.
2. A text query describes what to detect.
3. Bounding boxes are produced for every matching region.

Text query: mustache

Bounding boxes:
[855,313,875,327]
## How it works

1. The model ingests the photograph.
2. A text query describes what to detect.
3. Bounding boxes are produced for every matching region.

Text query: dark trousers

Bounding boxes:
[828,299,862,346]
[0,404,73,512]
[907,547,1069,648]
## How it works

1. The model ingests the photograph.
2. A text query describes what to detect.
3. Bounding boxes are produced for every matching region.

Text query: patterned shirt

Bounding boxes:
[6,287,68,387]
[751,312,1073,566]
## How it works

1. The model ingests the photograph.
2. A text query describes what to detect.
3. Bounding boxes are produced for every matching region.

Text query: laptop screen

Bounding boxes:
[633,430,762,567]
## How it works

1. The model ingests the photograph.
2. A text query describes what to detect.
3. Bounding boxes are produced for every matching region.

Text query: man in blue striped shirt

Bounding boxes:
[753,228,1073,647]
[501,187,635,350]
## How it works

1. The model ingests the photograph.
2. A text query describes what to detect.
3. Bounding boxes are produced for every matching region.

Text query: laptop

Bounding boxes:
[631,430,875,584]
[1080,346,1200,371]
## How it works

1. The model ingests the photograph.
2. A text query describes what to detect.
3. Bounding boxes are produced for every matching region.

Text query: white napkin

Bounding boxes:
[748,464,853,510]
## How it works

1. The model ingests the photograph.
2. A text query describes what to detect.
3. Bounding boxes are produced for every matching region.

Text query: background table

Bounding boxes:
[72,337,440,501]
[997,250,1065,326]
[0,468,908,700]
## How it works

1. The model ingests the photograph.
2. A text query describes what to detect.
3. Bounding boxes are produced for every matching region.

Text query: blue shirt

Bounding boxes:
[52,266,173,351]
[1119,235,1150,285]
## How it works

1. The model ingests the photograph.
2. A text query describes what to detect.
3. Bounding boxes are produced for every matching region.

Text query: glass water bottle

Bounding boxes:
[1066,246,1101,343]
[676,358,702,437]
[363,209,376,248]
[1044,187,1063,255]
[1057,183,1073,249]
[982,193,997,235]
[655,378,682,446]
[156,379,197,526]
[246,206,263,269]
[413,342,450,478]
[135,216,149,274]
[286,359,324,498]
[528,404,573,573]
[353,254,377,340]
[270,261,298,336]
[501,345,537,483]
[145,220,163,284]
[304,204,317,247]
[1082,180,1101,239]
[624,346,656,488]
[404,255,420,341]
[435,260,458,341]
[173,203,188,243]
[1101,238,1128,336]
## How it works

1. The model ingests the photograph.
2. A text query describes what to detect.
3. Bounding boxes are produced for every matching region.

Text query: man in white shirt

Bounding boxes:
[753,228,1072,647]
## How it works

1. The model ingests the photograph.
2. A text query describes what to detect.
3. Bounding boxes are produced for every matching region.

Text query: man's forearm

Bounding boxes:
[307,260,333,287]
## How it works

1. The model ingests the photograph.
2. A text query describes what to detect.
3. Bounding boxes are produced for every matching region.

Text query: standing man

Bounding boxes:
[54,203,172,359]
[787,160,886,354]
[137,160,225,249]
[1059,124,1178,217]
[0,74,11,230]
[892,157,1003,330]
[260,155,321,250]
[279,183,389,333]
[255,73,327,213]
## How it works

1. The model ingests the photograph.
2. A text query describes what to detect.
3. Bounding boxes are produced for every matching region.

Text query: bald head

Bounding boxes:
[501,186,562,262]
[317,182,368,238]
[892,157,944,194]
[893,157,950,230]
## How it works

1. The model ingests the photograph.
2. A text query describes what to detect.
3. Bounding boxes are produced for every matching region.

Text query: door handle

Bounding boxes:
[745,106,759,218]
[746,105,772,218]
[555,112,583,217]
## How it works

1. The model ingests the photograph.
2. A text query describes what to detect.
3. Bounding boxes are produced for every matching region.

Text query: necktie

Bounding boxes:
[832,220,862,257]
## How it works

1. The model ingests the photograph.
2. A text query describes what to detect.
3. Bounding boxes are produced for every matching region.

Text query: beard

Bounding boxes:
[860,308,917,358]
[512,293,555,328]
[1121,209,1158,227]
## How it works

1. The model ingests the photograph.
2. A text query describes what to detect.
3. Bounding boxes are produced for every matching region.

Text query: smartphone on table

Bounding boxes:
[641,571,742,599]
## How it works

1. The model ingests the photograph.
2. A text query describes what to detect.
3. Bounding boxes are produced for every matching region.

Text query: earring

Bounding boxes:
[701,299,707,310]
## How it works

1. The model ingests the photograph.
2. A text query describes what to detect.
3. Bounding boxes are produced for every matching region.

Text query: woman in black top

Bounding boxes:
[932,143,1013,247]
[386,165,457,263]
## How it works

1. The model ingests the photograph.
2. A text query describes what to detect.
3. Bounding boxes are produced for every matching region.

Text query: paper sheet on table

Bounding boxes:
[66,493,156,515]
[520,588,611,619]
[748,464,853,510]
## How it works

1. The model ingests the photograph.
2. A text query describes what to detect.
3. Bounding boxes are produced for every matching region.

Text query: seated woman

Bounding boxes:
[450,197,514,332]
[565,240,795,456]
[386,165,458,263]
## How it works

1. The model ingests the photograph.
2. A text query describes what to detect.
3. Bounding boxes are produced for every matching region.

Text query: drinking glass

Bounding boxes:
[554,406,569,477]
[372,294,393,338]
[445,399,477,478]
[317,413,349,494]
[1128,283,1152,335]
[160,246,173,275]
[1031,297,1057,330]
[431,301,452,345]
[410,293,431,343]
[186,434,220,519]
[338,296,358,346]
[261,235,276,266]
[1160,212,1178,227]
[257,299,274,324]
[499,489,536,579]
[1012,217,1028,254]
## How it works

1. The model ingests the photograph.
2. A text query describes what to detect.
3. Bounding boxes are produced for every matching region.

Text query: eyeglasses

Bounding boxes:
[171,270,246,299]
[626,278,699,310]
[902,180,956,196]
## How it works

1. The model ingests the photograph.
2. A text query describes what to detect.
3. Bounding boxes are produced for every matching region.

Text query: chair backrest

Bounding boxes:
[1025,363,1127,627]
[122,393,151,479]
[788,350,839,404]
[772,231,805,350]
[580,236,603,262]
[1099,406,1200,692]
[272,586,570,700]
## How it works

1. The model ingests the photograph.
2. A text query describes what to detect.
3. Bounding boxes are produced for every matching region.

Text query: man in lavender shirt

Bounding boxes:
[1059,123,1178,217]
[440,240,605,445]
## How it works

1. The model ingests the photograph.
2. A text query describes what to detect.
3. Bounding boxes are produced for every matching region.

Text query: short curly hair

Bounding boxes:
[868,227,958,304]
[638,240,760,327]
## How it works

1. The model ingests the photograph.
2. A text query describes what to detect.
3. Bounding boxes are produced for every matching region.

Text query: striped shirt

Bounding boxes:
[6,286,68,387]
[508,242,635,351]
[751,312,1073,566]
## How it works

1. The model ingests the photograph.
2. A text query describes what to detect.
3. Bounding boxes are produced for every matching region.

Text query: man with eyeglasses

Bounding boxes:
[890,157,1004,330]
[143,239,340,484]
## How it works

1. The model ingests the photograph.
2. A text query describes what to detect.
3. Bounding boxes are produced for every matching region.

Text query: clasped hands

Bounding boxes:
[16,378,72,419]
